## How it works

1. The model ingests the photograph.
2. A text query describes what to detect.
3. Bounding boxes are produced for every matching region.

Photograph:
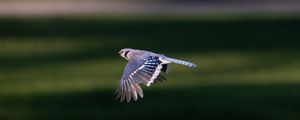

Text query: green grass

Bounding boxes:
[2,51,299,94]
[0,17,300,120]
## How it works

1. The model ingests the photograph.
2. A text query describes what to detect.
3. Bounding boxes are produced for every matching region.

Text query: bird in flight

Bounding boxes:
[115,48,197,102]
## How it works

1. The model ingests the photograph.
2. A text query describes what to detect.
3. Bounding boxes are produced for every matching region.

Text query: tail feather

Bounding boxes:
[164,57,197,68]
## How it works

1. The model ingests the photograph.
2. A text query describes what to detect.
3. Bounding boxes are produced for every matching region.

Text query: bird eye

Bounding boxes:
[124,51,130,58]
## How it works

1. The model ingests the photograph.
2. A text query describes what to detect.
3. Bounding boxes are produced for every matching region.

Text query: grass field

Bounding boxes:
[0,16,300,120]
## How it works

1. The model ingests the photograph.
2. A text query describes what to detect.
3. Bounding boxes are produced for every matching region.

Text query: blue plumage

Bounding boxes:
[116,48,197,102]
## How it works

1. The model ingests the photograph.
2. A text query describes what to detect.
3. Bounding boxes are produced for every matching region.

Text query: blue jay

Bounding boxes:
[115,48,197,102]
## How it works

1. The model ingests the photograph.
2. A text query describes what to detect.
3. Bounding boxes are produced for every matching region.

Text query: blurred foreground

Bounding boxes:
[1,0,300,16]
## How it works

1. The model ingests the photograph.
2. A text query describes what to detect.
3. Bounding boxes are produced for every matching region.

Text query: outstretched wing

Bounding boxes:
[115,56,167,102]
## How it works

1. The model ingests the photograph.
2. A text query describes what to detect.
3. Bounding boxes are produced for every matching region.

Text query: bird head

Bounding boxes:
[118,48,134,60]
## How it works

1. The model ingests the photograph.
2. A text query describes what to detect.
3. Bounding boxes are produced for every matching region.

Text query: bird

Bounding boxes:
[115,48,197,102]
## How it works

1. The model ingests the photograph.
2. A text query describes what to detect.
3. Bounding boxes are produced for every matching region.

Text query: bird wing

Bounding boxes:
[115,56,167,102]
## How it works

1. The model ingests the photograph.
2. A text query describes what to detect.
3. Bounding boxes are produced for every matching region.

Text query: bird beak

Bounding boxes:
[118,51,122,55]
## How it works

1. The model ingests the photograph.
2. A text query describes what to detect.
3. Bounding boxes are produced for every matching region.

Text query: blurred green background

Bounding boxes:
[1,1,300,120]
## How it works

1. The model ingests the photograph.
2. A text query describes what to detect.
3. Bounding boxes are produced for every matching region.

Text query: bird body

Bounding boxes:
[116,48,196,102]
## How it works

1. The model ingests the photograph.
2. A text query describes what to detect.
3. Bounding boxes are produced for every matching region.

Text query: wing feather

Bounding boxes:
[120,81,126,102]
[115,56,168,102]
[125,80,131,102]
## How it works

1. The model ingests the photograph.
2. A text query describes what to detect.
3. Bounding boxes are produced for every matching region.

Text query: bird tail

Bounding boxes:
[164,57,197,68]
